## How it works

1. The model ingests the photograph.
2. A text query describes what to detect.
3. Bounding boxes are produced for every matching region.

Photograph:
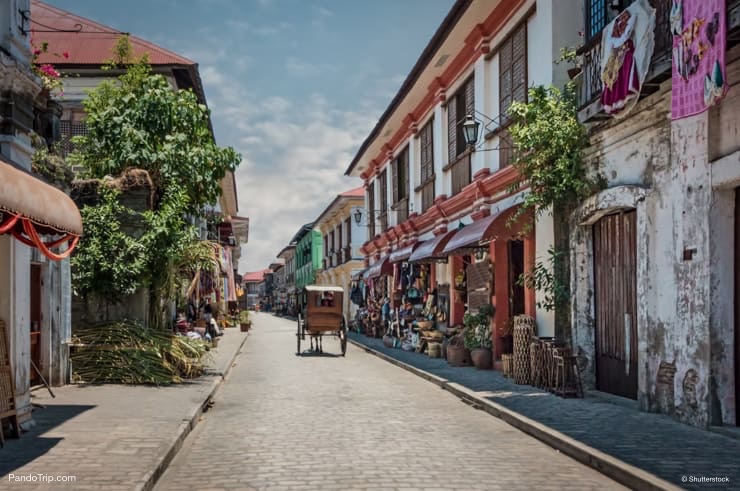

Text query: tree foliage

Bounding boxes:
[69,61,240,215]
[507,84,599,217]
[69,44,240,326]
[71,186,147,298]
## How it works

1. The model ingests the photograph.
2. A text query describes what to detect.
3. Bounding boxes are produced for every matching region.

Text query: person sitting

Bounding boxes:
[175,313,189,335]
[320,291,335,307]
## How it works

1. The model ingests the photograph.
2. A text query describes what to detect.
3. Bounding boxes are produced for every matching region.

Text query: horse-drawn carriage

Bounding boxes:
[296,285,347,356]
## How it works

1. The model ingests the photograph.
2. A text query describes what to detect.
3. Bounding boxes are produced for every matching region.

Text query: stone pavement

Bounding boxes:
[156,313,623,491]
[348,332,740,491]
[0,325,249,491]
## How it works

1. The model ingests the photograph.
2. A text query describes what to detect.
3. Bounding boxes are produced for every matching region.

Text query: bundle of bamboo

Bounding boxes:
[71,321,211,385]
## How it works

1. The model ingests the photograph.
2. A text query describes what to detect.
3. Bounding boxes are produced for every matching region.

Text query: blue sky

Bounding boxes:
[44,0,455,273]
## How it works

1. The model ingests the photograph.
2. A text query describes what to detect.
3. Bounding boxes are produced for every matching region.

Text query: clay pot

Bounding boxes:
[470,347,492,370]
[446,345,471,367]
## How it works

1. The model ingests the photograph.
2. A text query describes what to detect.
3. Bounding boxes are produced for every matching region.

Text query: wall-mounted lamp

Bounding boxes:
[462,114,480,147]
[353,208,386,226]
[461,111,514,152]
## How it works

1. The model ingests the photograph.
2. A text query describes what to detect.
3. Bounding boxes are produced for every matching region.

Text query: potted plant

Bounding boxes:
[239,310,251,332]
[463,304,495,369]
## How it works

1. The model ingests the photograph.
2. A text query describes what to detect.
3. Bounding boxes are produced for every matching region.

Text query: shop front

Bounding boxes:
[1,156,83,429]
[441,206,534,367]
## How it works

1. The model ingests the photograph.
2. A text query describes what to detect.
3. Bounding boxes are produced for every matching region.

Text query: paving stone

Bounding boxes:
[155,313,622,490]
[349,332,740,490]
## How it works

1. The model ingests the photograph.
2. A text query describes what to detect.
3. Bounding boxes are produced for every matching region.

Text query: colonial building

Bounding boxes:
[294,223,322,297]
[1,0,82,428]
[277,244,297,314]
[570,0,740,428]
[345,0,580,364]
[314,187,367,320]
[30,0,247,324]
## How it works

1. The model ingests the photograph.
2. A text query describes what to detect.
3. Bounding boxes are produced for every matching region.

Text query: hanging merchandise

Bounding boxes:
[671,0,729,119]
[600,0,656,117]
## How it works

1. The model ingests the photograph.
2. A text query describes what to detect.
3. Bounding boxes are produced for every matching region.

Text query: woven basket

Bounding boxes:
[502,353,513,378]
[427,342,442,358]
[416,320,434,330]
[513,315,536,384]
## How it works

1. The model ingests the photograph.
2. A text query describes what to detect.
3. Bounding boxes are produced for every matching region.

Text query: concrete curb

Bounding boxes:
[137,331,250,491]
[349,338,681,491]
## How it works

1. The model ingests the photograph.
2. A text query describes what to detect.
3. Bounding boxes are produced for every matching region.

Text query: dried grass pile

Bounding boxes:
[71,321,211,385]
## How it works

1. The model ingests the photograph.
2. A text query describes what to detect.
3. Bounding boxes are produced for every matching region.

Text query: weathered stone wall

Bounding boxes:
[571,48,740,428]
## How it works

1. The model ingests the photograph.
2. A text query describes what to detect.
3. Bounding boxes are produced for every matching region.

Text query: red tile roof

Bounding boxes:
[340,186,365,197]
[242,269,271,283]
[31,0,195,66]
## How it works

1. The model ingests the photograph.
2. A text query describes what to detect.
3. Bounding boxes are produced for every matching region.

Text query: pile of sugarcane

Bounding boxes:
[71,321,211,385]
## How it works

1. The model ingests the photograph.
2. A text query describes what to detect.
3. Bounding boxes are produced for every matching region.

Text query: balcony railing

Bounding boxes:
[445,152,471,196]
[577,0,673,119]
[342,246,352,263]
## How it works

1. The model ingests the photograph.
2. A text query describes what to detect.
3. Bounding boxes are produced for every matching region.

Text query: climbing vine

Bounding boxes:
[506,82,602,327]
[507,83,599,217]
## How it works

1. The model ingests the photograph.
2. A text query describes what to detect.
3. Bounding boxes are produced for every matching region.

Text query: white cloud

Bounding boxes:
[201,69,378,272]
[285,57,336,77]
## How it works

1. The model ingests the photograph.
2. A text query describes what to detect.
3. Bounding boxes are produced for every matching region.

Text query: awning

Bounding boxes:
[0,158,82,260]
[363,256,392,279]
[442,206,527,255]
[408,230,457,263]
[388,242,419,264]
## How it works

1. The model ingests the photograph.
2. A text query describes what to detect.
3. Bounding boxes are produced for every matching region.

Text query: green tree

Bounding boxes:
[69,60,240,216]
[70,46,240,327]
[71,186,147,299]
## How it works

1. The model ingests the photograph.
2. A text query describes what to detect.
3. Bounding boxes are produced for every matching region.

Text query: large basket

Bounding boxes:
[513,315,536,385]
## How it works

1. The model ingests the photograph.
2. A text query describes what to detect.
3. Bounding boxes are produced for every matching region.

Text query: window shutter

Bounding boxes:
[403,148,409,200]
[512,24,527,104]
[392,158,399,204]
[346,217,351,245]
[447,96,457,162]
[465,78,475,119]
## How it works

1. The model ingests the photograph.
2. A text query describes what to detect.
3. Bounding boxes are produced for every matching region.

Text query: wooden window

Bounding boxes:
[585,1,635,42]
[378,169,388,231]
[379,169,388,212]
[337,223,342,249]
[420,119,434,183]
[345,216,351,245]
[447,76,474,162]
[419,118,435,213]
[499,22,527,168]
[392,146,409,204]
[368,182,376,238]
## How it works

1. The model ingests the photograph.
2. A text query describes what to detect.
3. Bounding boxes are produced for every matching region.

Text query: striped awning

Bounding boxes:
[407,230,457,263]
[0,157,82,260]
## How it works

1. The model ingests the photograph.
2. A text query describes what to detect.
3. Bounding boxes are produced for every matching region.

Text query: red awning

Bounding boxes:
[0,157,82,261]
[363,256,392,279]
[442,206,527,255]
[408,230,457,263]
[388,242,419,263]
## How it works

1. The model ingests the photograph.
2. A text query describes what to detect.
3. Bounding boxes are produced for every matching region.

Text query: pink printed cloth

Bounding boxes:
[671,0,728,119]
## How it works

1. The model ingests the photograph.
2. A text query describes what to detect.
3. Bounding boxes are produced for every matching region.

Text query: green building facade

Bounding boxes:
[294,224,322,291]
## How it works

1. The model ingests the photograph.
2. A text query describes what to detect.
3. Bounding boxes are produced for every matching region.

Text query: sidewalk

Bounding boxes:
[349,332,740,491]
[0,324,250,491]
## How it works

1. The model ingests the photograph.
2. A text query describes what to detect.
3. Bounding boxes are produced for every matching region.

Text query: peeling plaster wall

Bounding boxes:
[572,52,740,427]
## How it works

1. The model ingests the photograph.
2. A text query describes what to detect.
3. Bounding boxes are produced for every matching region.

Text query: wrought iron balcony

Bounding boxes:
[577,0,674,122]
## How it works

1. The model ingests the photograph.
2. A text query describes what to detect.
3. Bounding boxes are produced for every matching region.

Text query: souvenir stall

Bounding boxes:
[359,257,392,337]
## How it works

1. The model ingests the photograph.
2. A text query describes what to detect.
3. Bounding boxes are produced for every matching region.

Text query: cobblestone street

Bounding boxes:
[155,313,623,490]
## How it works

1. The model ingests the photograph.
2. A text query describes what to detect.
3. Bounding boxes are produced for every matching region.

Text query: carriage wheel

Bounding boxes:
[296,314,302,355]
[339,316,348,356]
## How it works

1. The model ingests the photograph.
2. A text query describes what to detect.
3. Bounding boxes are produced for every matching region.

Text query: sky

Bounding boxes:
[44,0,456,273]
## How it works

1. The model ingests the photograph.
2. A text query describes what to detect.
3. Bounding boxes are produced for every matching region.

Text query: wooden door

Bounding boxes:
[593,210,638,399]
[735,189,740,425]
[508,240,525,317]
[30,264,42,386]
